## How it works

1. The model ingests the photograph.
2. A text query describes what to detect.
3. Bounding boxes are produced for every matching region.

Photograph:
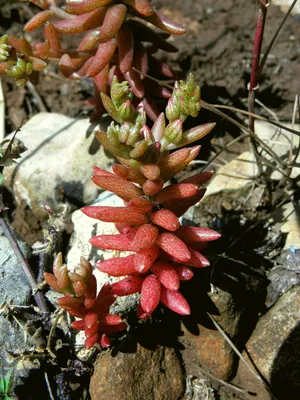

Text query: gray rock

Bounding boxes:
[0,225,31,305]
[234,285,300,399]
[3,113,112,218]
[0,224,44,385]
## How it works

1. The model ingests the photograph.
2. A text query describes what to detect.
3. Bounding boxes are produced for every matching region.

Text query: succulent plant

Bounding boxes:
[0,0,186,120]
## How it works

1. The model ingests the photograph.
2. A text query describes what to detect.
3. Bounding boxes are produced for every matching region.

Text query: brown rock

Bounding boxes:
[89,343,185,400]
[180,287,242,381]
[233,286,300,399]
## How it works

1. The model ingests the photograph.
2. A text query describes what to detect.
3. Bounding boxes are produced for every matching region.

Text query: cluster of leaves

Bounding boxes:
[45,74,220,349]
[0,0,186,120]
[44,253,127,349]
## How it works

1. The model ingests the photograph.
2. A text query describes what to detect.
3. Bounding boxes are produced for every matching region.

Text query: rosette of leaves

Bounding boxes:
[81,74,220,319]
[0,35,48,87]
[44,253,127,349]
[1,0,187,120]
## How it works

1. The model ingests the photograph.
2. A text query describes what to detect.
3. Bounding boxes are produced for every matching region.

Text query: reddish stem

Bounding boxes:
[248,0,269,132]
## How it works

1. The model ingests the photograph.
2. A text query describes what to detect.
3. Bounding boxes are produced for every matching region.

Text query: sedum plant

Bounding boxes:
[45,74,220,349]
[0,0,186,120]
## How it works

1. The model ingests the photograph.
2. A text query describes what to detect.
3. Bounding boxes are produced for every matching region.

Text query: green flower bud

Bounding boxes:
[165,119,183,144]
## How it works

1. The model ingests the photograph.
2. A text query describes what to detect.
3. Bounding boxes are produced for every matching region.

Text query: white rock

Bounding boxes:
[67,191,139,312]
[255,120,300,180]
[203,151,258,199]
[3,113,112,217]
[273,0,300,14]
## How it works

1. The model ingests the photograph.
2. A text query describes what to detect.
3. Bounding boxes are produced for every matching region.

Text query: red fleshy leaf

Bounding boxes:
[143,95,160,121]
[132,224,159,251]
[137,302,151,319]
[117,25,134,74]
[165,188,206,217]
[140,10,186,35]
[96,254,136,276]
[112,164,146,184]
[133,43,148,79]
[150,209,179,232]
[140,164,161,180]
[24,10,54,32]
[110,276,144,296]
[159,146,201,182]
[85,333,99,349]
[53,8,106,34]
[100,314,123,326]
[86,38,117,77]
[92,175,142,200]
[176,226,221,242]
[71,320,85,330]
[140,274,161,314]
[156,183,198,204]
[175,265,194,281]
[123,0,153,16]
[44,22,62,57]
[134,245,160,273]
[97,4,127,42]
[180,170,214,186]
[170,247,210,268]
[151,261,180,290]
[63,0,112,15]
[128,197,153,213]
[92,165,115,177]
[124,68,144,98]
[160,287,190,315]
[100,333,111,347]
[143,179,164,196]
[90,234,135,251]
[155,233,190,262]
[82,206,148,225]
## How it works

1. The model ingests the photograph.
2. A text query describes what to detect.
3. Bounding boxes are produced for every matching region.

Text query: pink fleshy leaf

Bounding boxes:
[180,170,214,186]
[165,188,206,217]
[175,265,194,281]
[124,68,144,98]
[128,197,153,213]
[123,0,153,16]
[24,10,54,32]
[117,26,134,74]
[90,234,135,251]
[160,287,190,315]
[159,146,201,182]
[44,22,62,57]
[100,333,111,347]
[63,0,113,15]
[151,209,179,232]
[91,175,142,199]
[155,233,190,262]
[176,226,221,242]
[140,10,186,35]
[97,4,127,42]
[143,179,164,196]
[53,8,106,34]
[86,38,117,77]
[82,206,148,225]
[132,224,159,251]
[140,274,161,314]
[134,245,160,273]
[156,183,198,204]
[151,261,180,290]
[96,255,136,276]
[110,276,144,296]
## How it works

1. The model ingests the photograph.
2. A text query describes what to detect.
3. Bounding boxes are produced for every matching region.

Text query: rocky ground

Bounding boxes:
[1,0,300,399]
